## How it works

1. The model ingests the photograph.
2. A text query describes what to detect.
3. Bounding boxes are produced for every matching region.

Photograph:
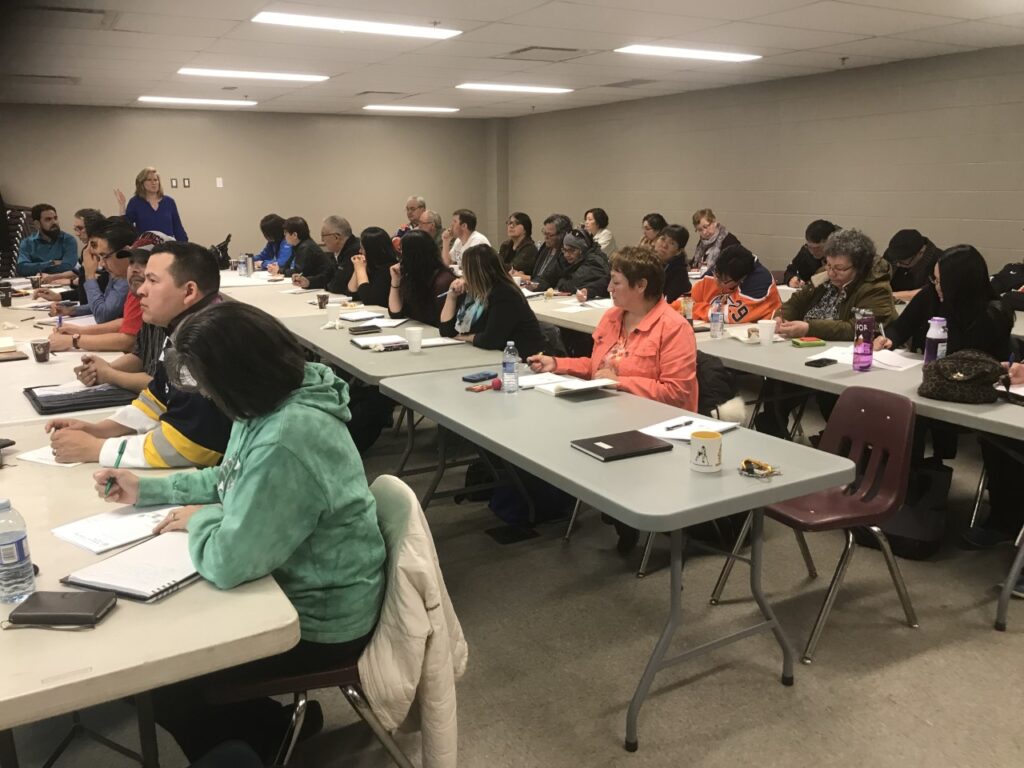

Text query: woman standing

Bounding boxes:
[388,229,455,326]
[439,244,545,356]
[583,207,617,257]
[497,212,538,275]
[690,208,739,275]
[348,226,398,307]
[116,166,188,241]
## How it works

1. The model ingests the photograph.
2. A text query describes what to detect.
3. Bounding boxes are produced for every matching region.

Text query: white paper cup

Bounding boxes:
[406,326,423,354]
[690,431,723,473]
[757,319,777,346]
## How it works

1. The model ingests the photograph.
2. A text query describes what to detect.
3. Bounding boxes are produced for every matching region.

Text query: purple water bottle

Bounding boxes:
[923,317,948,363]
[853,308,874,371]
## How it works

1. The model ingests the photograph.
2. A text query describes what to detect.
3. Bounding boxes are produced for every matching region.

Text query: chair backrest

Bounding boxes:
[818,386,915,512]
[369,474,420,568]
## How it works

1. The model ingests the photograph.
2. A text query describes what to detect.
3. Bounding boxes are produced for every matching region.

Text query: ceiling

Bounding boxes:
[3,0,1024,118]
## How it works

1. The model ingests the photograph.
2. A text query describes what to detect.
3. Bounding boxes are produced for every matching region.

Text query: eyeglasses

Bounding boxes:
[506,220,522,227]
[825,262,854,274]
[321,232,342,239]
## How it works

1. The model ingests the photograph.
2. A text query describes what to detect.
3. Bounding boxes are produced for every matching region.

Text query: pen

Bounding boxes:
[104,439,127,497]
[21,316,34,322]
[437,291,450,298]
[57,315,63,330]
[665,420,693,432]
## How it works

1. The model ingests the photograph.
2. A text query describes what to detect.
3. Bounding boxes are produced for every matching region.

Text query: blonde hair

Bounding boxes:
[461,244,515,300]
[134,166,163,198]
[692,208,716,228]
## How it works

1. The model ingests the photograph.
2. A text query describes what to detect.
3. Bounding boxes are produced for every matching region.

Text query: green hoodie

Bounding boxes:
[137,363,385,644]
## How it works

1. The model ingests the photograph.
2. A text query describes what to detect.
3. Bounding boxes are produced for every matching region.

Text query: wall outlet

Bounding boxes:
[216,177,224,188]
[183,177,190,188]
[170,178,178,188]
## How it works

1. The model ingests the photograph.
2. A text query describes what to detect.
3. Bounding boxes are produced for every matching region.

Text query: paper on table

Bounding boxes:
[350,334,407,348]
[640,416,739,441]
[17,445,82,468]
[354,318,406,328]
[337,310,385,322]
[724,324,786,344]
[280,287,319,294]
[583,298,614,309]
[872,349,923,371]
[421,337,464,348]
[553,304,592,314]
[52,505,178,554]
[807,345,854,364]
[518,372,568,389]
[521,288,543,298]
[306,295,351,305]
[33,380,122,398]
[36,314,95,327]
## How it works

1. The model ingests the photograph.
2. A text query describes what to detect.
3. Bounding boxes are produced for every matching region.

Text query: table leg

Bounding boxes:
[420,426,449,510]
[136,693,160,768]
[748,509,795,685]
[624,529,683,752]
[0,730,18,768]
[395,407,417,475]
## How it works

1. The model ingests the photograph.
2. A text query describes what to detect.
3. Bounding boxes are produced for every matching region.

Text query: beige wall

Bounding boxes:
[3,44,1024,271]
[0,105,495,250]
[507,45,1024,271]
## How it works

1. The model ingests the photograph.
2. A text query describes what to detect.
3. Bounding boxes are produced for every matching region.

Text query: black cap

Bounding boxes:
[118,247,151,264]
[885,229,926,263]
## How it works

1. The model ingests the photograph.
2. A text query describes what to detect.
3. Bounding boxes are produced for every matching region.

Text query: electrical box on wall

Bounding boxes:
[170,178,178,188]
[216,177,224,188]
[183,178,190,188]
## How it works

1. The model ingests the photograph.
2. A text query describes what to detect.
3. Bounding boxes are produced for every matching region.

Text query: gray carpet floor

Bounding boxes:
[12,405,1023,768]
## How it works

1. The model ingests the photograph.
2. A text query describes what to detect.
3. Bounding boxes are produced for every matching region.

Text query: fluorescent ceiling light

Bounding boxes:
[252,11,461,40]
[178,67,328,83]
[615,44,761,63]
[138,96,258,107]
[457,83,573,94]
[363,105,459,113]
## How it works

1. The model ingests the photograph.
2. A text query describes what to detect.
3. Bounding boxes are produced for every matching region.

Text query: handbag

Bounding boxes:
[918,349,1001,404]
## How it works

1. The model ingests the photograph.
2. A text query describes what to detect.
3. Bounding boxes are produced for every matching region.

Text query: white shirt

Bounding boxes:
[450,230,490,267]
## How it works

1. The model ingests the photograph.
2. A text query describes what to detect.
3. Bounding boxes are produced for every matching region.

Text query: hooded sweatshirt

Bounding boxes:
[782,257,897,341]
[136,362,386,644]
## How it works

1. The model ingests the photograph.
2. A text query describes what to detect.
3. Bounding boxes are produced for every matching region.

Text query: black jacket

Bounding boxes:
[886,240,941,293]
[498,238,539,274]
[352,258,396,307]
[536,245,610,297]
[439,280,545,357]
[325,235,362,295]
[663,254,691,303]
[782,245,823,285]
[884,283,1013,360]
[283,238,334,289]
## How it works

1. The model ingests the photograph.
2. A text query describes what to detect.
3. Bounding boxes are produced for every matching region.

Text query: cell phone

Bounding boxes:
[805,358,838,368]
[462,371,497,383]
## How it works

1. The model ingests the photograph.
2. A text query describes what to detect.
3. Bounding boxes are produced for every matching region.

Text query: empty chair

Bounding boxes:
[710,386,919,663]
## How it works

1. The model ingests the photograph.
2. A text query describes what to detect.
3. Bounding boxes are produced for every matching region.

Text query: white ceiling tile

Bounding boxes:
[753,1,962,36]
[37,0,267,19]
[501,2,725,37]
[283,0,548,22]
[456,22,657,50]
[816,36,971,58]
[111,13,241,37]
[562,1,817,22]
[988,13,1024,27]
[760,50,894,70]
[678,21,868,50]
[894,20,1024,47]
[840,1,1024,20]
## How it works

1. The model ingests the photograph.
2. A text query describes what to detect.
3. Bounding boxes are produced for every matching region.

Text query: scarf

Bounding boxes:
[693,225,730,273]
[455,295,486,334]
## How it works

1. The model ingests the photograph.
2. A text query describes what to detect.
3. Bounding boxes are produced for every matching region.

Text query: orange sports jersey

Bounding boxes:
[691,260,781,324]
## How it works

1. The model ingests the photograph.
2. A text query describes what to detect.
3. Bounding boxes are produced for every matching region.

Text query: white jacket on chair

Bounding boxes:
[359,475,468,768]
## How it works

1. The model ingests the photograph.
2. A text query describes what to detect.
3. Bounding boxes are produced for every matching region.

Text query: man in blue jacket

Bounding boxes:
[17,203,78,276]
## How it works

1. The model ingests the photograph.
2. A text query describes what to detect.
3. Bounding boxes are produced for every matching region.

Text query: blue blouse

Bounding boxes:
[255,239,293,269]
[125,195,188,241]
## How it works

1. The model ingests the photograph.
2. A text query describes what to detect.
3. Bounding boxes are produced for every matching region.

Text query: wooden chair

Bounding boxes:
[710,386,919,663]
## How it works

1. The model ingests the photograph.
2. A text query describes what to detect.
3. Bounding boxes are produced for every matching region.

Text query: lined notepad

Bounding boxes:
[62,533,199,602]
[52,505,178,553]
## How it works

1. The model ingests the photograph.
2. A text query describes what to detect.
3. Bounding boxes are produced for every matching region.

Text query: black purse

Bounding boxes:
[918,349,1001,404]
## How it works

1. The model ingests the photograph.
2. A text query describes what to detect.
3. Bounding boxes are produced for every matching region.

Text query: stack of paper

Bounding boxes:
[421,337,464,348]
[535,377,617,396]
[640,416,739,441]
[353,318,406,329]
[36,314,96,327]
[338,310,385,322]
[53,505,178,553]
[518,372,568,389]
[350,334,407,349]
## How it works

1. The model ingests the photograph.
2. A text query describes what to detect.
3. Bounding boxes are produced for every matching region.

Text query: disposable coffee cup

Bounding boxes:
[29,275,42,289]
[0,288,11,308]
[690,431,723,473]
[406,326,423,354]
[757,319,776,346]
[31,338,51,363]
[316,293,330,309]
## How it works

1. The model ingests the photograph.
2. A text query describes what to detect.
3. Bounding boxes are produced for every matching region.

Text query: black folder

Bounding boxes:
[570,430,673,462]
[24,384,136,415]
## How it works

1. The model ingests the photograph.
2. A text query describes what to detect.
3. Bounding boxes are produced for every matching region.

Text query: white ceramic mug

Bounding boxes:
[757,319,777,346]
[690,431,723,473]
[406,326,423,354]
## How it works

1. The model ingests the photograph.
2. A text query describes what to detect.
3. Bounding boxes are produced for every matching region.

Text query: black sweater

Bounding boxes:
[663,254,691,303]
[782,245,823,285]
[283,238,335,289]
[439,280,545,357]
[884,284,1012,360]
[325,235,362,294]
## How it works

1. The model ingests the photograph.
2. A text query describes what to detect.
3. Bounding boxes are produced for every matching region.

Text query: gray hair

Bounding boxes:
[322,215,352,237]
[823,228,876,276]
[406,195,426,209]
[543,213,572,236]
[420,208,442,231]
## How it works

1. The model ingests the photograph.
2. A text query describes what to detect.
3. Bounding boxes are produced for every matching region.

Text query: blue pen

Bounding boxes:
[57,315,62,330]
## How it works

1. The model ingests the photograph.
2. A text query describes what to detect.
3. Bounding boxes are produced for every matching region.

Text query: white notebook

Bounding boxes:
[62,532,199,602]
[535,377,617,396]
[52,505,178,554]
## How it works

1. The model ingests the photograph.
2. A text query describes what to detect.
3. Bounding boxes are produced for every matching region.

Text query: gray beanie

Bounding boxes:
[562,231,589,252]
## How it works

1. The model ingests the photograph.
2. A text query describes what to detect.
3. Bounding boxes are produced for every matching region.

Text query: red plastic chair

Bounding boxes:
[710,386,920,663]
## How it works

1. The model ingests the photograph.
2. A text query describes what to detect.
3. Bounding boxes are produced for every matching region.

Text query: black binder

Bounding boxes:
[570,431,673,462]
[24,384,136,415]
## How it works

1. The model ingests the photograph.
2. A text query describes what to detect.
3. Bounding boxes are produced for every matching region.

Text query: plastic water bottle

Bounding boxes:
[923,317,948,363]
[0,499,35,604]
[502,340,520,394]
[852,308,875,371]
[709,298,725,339]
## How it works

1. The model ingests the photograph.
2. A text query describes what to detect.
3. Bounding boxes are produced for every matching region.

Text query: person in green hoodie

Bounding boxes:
[94,301,386,762]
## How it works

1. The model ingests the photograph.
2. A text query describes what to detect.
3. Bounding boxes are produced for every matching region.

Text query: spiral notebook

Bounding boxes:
[61,532,199,603]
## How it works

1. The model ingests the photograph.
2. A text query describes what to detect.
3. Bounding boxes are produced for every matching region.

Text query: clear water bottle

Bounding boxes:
[923,317,948,363]
[709,298,725,338]
[0,499,35,604]
[853,308,875,371]
[502,340,520,394]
